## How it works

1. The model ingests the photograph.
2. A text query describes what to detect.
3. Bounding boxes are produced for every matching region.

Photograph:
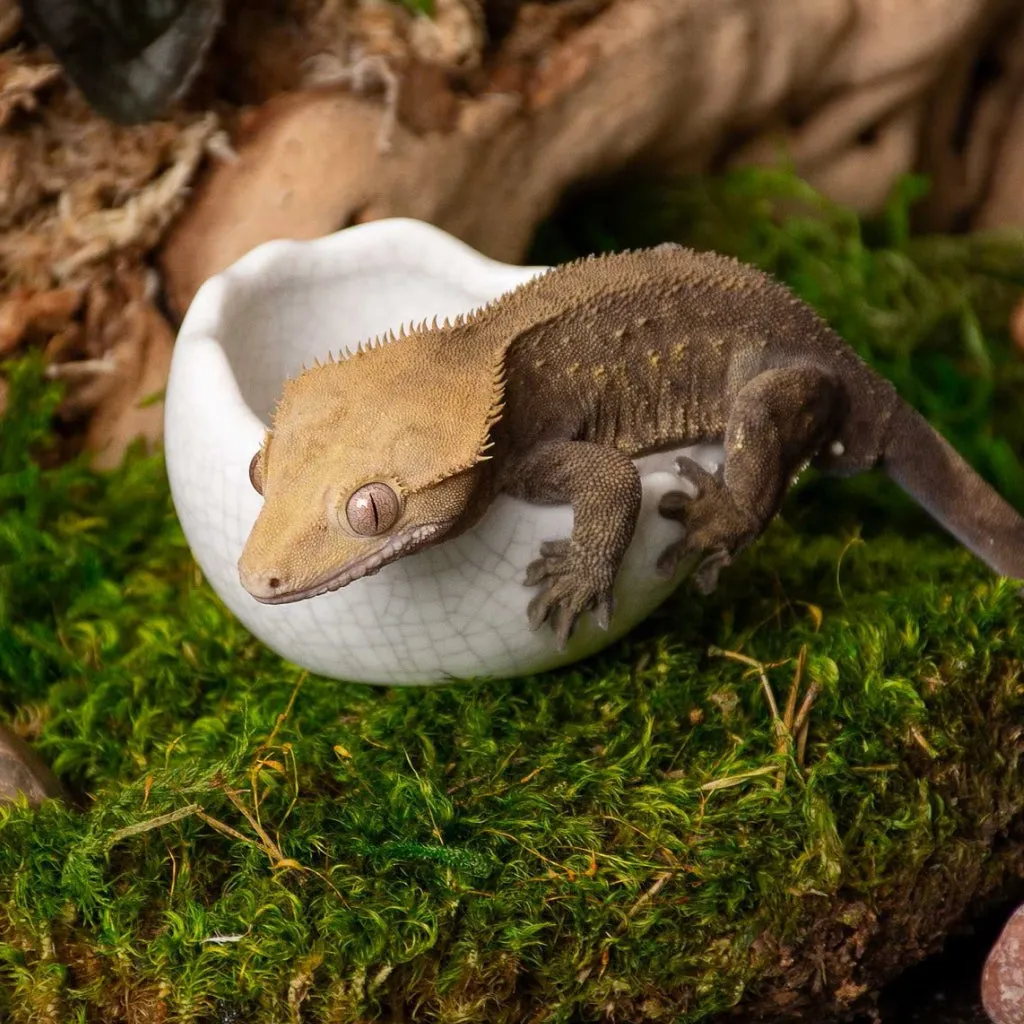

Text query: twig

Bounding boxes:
[796,716,811,767]
[45,358,117,379]
[195,809,261,849]
[262,672,307,753]
[909,726,937,758]
[709,643,821,783]
[222,786,283,863]
[786,646,822,773]
[699,765,778,792]
[625,870,674,920]
[792,680,822,739]
[198,803,349,906]
[708,646,786,748]
[709,645,793,789]
[252,671,307,825]
[783,645,807,732]
[106,803,200,847]
[576,869,677,984]
[834,530,865,603]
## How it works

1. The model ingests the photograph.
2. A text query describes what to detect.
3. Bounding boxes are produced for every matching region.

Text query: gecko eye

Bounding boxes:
[346,482,400,536]
[248,452,264,496]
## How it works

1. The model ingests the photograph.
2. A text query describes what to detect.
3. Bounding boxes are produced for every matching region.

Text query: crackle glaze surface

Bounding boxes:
[164,219,720,685]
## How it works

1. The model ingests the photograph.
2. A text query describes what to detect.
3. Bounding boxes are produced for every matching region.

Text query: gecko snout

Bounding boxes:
[238,563,286,602]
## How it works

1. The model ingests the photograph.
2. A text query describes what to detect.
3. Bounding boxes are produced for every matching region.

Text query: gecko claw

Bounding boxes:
[525,589,574,651]
[657,457,758,590]
[524,538,616,648]
[594,595,614,631]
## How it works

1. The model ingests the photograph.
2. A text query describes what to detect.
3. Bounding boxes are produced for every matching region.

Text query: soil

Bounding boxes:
[857,897,1024,1024]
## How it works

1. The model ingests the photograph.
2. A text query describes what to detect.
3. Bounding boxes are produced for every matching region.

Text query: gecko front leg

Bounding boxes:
[501,440,642,650]
[658,366,844,593]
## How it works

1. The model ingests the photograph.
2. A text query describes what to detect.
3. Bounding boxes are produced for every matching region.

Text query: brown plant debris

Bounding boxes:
[0,30,223,460]
[0,286,82,355]
[160,0,1024,317]
[51,112,223,279]
[5,0,1024,465]
[0,51,58,127]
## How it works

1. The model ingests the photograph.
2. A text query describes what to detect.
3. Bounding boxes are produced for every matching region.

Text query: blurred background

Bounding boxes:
[4,0,1024,469]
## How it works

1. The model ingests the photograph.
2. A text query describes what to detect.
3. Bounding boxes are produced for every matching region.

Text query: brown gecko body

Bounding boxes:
[238,243,1024,648]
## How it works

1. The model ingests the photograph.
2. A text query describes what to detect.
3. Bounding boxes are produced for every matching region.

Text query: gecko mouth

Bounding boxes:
[244,520,453,605]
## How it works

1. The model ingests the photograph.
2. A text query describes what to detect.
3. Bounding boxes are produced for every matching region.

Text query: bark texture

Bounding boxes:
[2,0,1024,457]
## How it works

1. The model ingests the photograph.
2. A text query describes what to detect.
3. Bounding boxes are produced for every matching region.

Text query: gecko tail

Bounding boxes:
[880,399,1024,581]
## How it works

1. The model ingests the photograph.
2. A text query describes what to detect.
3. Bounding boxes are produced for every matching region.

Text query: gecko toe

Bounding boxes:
[693,550,731,594]
[524,538,572,587]
[539,538,571,559]
[526,582,581,648]
[674,456,719,488]
[524,558,554,587]
[527,589,554,631]
[659,459,723,521]
[659,491,691,515]
[523,538,617,646]
[552,604,576,651]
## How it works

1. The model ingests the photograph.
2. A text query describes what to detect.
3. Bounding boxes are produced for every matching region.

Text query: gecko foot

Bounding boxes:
[524,539,616,651]
[656,457,759,593]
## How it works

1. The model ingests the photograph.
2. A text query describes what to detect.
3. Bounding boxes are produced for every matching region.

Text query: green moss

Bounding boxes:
[1,171,1023,1022]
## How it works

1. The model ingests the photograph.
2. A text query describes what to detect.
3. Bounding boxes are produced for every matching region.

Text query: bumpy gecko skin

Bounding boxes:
[238,242,1024,649]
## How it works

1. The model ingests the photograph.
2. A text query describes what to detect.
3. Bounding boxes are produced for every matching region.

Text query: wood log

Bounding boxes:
[160,0,1013,317]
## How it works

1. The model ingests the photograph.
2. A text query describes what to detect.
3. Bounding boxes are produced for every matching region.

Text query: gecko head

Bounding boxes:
[236,331,507,604]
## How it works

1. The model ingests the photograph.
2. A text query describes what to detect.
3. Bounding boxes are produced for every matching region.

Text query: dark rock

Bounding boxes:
[18,0,224,123]
[0,723,65,806]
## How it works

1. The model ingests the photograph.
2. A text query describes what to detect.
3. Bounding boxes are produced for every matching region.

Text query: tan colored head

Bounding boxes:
[237,327,507,604]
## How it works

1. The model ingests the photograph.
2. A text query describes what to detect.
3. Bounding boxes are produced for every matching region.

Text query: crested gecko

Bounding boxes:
[237,243,1024,649]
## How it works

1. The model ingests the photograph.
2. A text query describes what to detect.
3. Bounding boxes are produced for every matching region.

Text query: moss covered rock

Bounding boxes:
[0,171,1022,1022]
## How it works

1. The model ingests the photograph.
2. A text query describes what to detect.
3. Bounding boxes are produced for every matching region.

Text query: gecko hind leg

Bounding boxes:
[657,366,844,593]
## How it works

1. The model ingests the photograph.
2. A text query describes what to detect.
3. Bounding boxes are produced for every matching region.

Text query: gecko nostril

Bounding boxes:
[268,577,281,589]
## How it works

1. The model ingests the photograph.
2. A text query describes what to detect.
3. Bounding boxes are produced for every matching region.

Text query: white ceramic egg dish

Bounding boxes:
[164,219,721,685]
